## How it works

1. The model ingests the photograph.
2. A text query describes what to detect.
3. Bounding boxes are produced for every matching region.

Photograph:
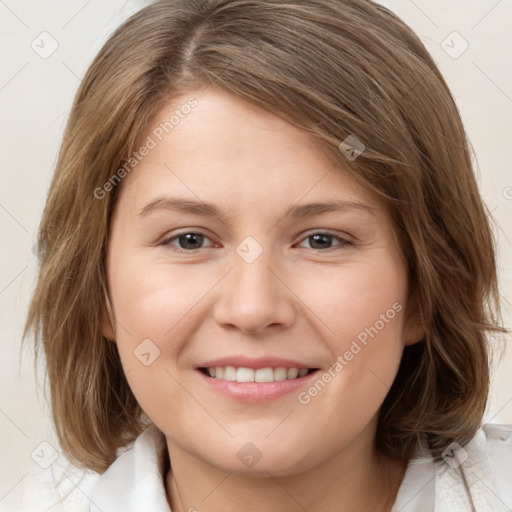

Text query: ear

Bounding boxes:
[101,306,116,341]
[100,287,116,341]
[403,313,425,346]
[403,295,425,346]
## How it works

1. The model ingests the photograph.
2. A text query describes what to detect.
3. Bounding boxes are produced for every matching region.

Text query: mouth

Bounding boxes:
[195,356,322,402]
[198,366,319,383]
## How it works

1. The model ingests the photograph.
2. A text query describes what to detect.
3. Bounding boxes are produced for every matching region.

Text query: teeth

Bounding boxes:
[255,367,273,382]
[287,368,299,379]
[274,367,287,381]
[204,366,314,382]
[237,367,255,382]
[224,366,236,381]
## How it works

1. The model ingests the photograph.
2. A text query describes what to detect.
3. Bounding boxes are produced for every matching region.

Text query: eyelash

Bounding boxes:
[160,230,353,254]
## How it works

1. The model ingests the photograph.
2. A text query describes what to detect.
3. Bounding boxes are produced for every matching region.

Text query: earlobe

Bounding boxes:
[404,313,425,346]
[100,284,116,341]
[100,306,116,341]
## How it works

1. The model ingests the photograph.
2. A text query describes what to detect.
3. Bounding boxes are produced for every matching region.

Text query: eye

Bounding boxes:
[162,231,216,252]
[296,232,352,251]
[160,230,353,253]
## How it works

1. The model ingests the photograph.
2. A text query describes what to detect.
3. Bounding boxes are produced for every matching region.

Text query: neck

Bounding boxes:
[164,430,407,512]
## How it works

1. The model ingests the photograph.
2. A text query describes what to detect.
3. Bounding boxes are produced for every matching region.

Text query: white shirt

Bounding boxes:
[7,423,512,511]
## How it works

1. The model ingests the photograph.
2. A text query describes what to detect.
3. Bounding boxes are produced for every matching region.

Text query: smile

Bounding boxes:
[199,366,318,383]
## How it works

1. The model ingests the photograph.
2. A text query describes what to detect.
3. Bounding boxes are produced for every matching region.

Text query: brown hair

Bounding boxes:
[24,0,505,473]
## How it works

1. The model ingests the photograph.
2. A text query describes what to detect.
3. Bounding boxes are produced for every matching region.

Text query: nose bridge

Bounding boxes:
[213,235,296,333]
[235,238,277,297]
[232,235,281,308]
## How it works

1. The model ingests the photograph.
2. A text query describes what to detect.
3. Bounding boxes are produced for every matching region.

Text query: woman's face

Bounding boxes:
[104,86,421,476]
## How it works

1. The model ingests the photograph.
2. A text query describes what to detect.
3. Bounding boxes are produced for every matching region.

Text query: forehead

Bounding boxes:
[115,87,388,220]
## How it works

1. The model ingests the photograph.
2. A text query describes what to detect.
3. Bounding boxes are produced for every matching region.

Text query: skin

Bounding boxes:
[103,86,424,512]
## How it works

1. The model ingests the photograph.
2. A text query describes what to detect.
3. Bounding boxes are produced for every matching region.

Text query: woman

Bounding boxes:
[22,0,511,510]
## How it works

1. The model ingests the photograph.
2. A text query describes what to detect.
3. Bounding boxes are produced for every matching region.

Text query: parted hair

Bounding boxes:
[24,0,504,473]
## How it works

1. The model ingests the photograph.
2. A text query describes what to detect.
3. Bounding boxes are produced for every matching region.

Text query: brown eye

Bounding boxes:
[162,231,216,252]
[297,232,352,251]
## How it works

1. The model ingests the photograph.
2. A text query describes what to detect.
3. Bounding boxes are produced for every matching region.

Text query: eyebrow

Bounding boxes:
[137,196,376,220]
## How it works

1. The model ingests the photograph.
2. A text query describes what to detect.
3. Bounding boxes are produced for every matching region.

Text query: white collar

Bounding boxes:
[91,425,170,512]
[90,424,511,512]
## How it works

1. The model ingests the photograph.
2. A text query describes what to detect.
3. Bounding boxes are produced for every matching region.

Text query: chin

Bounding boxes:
[197,439,317,477]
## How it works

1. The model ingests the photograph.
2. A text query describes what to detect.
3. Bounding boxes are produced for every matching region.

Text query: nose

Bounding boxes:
[212,249,297,334]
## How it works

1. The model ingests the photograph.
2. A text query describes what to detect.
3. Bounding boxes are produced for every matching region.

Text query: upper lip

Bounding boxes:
[197,356,318,370]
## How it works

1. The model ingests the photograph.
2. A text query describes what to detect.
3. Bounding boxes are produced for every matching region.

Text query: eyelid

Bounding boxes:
[161,228,354,253]
[160,229,217,251]
[297,228,353,243]
[294,230,353,250]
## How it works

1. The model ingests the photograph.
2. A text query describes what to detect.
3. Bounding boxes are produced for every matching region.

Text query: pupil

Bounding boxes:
[179,233,203,249]
[176,234,332,250]
[310,234,331,249]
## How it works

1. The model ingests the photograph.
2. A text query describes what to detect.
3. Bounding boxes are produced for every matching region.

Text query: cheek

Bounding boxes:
[106,255,179,372]
[295,257,407,430]
[302,259,406,350]
[107,259,197,422]
[109,255,208,340]
[107,255,219,403]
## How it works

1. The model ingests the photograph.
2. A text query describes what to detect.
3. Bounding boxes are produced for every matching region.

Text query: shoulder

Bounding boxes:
[392,423,512,512]
[7,426,168,512]
[481,423,512,505]
[5,458,100,512]
[433,422,512,511]
[90,425,170,511]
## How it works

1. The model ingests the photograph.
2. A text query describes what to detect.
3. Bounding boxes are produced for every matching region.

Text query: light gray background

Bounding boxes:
[1,0,511,503]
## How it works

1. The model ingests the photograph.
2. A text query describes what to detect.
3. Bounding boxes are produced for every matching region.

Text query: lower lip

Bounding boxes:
[196,369,320,402]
